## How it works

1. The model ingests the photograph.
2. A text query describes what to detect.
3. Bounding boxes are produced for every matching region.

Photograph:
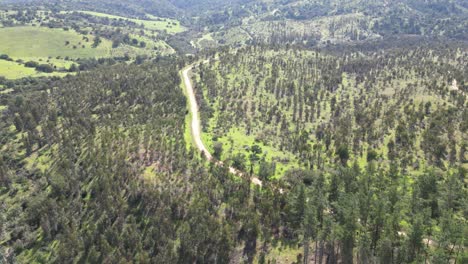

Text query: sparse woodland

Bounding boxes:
[193,44,467,262]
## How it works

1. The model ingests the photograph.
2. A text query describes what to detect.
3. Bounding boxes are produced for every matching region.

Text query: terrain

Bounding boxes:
[0,0,467,263]
[0,7,182,79]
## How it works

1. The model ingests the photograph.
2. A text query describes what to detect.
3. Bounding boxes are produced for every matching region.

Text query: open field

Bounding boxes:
[0,60,38,79]
[0,59,69,79]
[0,26,113,78]
[128,33,175,54]
[0,26,112,59]
[0,25,173,60]
[78,11,186,34]
[0,25,172,78]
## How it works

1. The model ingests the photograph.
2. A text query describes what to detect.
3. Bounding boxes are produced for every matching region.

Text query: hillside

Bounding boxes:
[0,6,182,78]
[192,0,468,48]
[3,0,467,53]
[1,0,182,18]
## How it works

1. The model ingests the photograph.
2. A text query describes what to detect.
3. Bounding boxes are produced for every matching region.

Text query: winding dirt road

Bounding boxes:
[182,63,263,186]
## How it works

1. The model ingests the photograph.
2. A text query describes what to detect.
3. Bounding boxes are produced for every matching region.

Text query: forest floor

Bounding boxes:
[182,63,263,186]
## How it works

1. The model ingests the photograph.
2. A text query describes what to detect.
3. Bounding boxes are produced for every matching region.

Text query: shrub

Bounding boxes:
[367,149,379,162]
[68,64,78,72]
[35,64,54,73]
[213,142,223,160]
[25,61,39,68]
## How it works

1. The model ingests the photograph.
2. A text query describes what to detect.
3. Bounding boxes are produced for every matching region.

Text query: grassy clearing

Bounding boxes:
[196,33,217,49]
[24,149,53,173]
[0,11,178,79]
[0,59,69,79]
[0,88,13,94]
[0,60,37,79]
[0,26,112,59]
[128,33,175,54]
[0,25,114,78]
[78,11,186,34]
[261,243,303,263]
[0,25,159,78]
[142,166,159,182]
[214,127,298,179]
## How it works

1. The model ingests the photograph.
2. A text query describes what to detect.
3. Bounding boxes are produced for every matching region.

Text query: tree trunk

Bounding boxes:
[304,238,310,264]
[314,240,318,264]
[318,240,324,264]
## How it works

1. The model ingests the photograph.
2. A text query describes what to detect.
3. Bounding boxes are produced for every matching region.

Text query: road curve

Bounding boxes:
[182,63,263,187]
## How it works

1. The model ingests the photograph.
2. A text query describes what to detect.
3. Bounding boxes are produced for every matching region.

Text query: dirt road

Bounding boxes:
[182,64,263,186]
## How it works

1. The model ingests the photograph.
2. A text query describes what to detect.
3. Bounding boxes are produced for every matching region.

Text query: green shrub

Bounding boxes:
[35,64,54,73]
[25,61,39,68]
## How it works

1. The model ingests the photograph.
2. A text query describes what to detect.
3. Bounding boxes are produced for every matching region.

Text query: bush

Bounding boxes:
[112,40,121,48]
[0,54,9,60]
[367,149,379,162]
[25,61,39,68]
[213,142,223,160]
[68,64,78,72]
[336,144,350,165]
[35,64,54,73]
[135,55,147,65]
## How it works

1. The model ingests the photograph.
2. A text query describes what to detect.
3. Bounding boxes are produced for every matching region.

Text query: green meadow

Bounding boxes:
[0,26,113,79]
[0,26,112,59]
[0,8,186,80]
[0,59,68,79]
[79,11,186,34]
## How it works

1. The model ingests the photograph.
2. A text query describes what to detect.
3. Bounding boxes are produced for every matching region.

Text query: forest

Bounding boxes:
[0,0,467,263]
